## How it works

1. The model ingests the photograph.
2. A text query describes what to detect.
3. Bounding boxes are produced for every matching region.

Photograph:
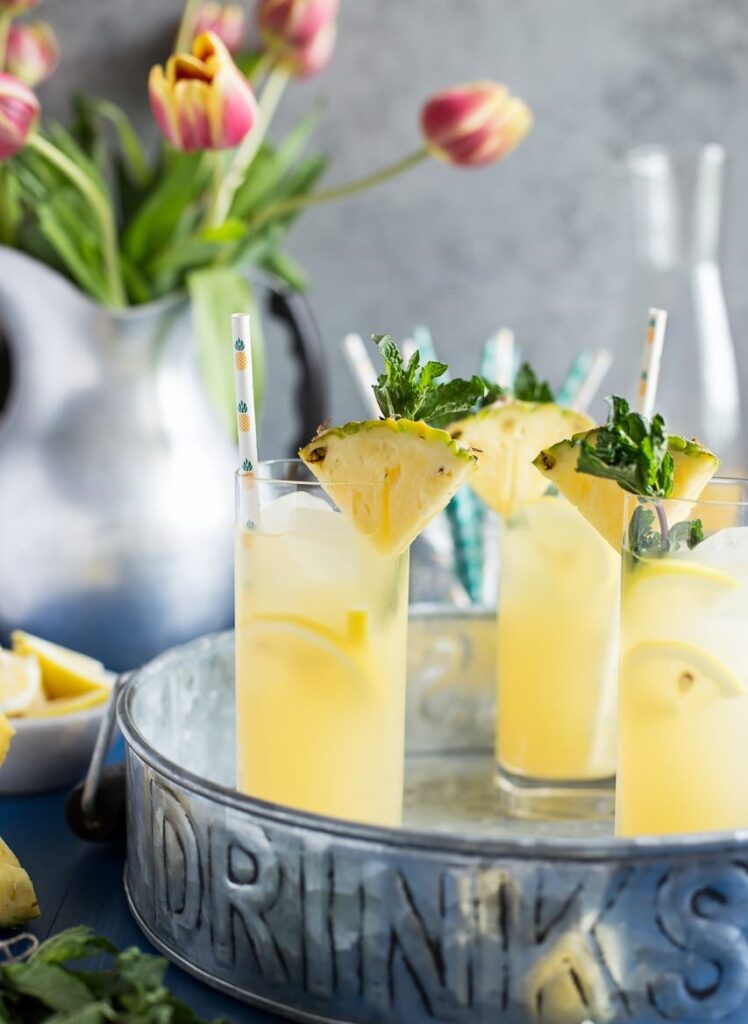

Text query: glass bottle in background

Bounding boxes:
[623,144,744,473]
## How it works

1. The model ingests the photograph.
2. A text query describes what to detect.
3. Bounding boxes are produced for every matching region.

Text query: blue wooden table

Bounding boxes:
[0,743,283,1024]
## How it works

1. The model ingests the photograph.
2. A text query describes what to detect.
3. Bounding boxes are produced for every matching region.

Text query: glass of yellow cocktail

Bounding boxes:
[235,461,410,826]
[618,478,748,836]
[450,368,618,818]
[233,332,483,827]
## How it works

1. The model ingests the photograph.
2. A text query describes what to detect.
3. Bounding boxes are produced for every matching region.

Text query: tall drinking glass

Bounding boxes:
[496,492,620,819]
[618,478,748,836]
[235,460,410,826]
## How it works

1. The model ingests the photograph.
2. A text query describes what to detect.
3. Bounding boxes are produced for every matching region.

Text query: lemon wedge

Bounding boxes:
[0,650,42,715]
[0,715,14,765]
[11,631,107,700]
[24,687,110,718]
[623,639,748,715]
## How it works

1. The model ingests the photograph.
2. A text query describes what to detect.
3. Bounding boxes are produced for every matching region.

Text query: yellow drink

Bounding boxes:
[497,495,619,804]
[235,488,409,827]
[618,520,748,836]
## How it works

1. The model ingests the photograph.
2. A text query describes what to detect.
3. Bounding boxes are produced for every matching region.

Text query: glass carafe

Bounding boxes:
[621,144,744,472]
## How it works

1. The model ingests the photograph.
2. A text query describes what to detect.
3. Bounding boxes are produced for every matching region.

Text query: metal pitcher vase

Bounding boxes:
[0,248,326,671]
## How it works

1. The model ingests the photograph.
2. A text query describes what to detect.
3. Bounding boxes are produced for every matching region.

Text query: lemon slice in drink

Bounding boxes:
[623,558,740,639]
[244,614,370,698]
[0,650,42,715]
[11,631,107,700]
[623,638,747,715]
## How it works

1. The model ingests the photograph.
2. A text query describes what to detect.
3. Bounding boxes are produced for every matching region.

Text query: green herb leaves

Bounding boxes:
[577,395,674,498]
[372,334,485,427]
[628,506,705,559]
[512,363,554,403]
[0,927,226,1024]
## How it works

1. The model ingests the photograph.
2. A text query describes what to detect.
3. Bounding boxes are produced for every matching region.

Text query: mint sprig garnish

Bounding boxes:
[372,334,486,427]
[579,395,705,557]
[577,395,674,498]
[0,927,224,1023]
[628,506,705,559]
[512,363,554,403]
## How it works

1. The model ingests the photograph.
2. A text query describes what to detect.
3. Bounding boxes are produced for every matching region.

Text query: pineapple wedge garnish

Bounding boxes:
[534,397,719,549]
[301,418,476,556]
[449,400,594,518]
[300,335,482,556]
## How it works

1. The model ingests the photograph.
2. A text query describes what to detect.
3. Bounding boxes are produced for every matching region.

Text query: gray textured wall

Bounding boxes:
[40,1,748,453]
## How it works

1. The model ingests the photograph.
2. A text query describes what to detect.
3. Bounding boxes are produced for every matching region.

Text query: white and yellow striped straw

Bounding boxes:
[637,308,667,418]
[232,313,261,527]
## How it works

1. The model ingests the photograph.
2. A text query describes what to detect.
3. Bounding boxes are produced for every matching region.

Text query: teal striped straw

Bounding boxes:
[557,348,613,410]
[413,325,485,603]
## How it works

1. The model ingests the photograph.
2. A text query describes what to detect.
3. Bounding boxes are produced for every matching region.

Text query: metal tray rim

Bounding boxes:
[118,615,748,862]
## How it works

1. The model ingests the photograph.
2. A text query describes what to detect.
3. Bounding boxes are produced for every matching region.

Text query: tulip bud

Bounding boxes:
[149,31,258,152]
[192,2,245,56]
[421,81,533,168]
[5,21,58,87]
[0,71,38,159]
[257,0,338,48]
[276,20,336,77]
[0,0,39,12]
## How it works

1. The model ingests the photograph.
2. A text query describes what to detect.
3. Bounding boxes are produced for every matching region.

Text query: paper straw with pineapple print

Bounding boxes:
[232,313,261,528]
[637,308,667,418]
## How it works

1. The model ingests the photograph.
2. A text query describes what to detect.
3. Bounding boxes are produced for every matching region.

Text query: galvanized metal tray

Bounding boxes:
[119,607,748,1024]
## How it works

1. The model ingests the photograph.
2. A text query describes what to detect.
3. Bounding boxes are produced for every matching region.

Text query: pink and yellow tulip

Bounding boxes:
[421,81,533,168]
[276,20,336,77]
[257,0,338,48]
[0,0,39,12]
[5,21,58,87]
[149,31,258,152]
[192,2,245,56]
[0,71,37,159]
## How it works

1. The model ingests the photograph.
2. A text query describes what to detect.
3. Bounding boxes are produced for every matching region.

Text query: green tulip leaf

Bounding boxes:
[188,266,265,440]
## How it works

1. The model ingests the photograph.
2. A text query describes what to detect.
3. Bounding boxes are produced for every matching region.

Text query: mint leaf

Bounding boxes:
[371,334,483,425]
[477,379,508,408]
[419,376,487,428]
[513,362,554,403]
[33,928,115,966]
[0,928,227,1024]
[628,504,704,559]
[577,395,674,498]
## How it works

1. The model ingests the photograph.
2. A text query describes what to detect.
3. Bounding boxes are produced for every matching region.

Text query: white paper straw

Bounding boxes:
[342,333,381,418]
[401,337,418,363]
[484,328,516,388]
[232,313,261,527]
[570,348,614,412]
[637,308,667,418]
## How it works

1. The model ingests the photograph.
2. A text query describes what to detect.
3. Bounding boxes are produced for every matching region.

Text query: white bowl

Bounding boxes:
[0,701,110,795]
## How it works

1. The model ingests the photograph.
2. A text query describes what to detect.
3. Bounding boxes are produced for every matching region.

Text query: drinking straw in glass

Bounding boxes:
[557,348,613,411]
[637,308,667,418]
[342,333,381,419]
[412,325,485,602]
[482,328,517,388]
[232,313,260,528]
